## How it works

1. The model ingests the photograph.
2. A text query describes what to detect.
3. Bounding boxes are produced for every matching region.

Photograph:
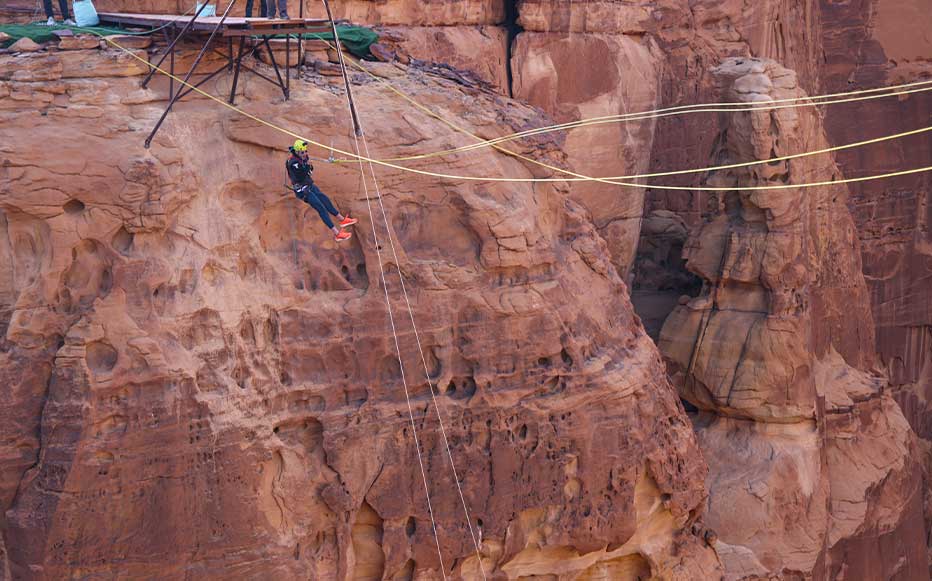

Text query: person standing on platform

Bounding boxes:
[244,0,267,17]
[42,0,75,25]
[265,0,289,19]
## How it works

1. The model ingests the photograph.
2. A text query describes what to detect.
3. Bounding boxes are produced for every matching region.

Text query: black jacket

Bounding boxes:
[286,154,314,187]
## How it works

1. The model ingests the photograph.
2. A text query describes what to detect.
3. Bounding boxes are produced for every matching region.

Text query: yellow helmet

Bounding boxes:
[292,139,308,153]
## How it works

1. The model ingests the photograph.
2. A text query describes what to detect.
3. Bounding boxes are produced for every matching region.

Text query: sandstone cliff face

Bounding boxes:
[3,0,931,578]
[511,26,662,282]
[817,2,932,534]
[0,46,720,579]
[658,58,926,580]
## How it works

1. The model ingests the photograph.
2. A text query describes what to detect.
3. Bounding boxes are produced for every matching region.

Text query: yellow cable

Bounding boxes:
[323,42,932,164]
[326,40,932,183]
[314,43,932,189]
[95,34,932,191]
[373,84,932,163]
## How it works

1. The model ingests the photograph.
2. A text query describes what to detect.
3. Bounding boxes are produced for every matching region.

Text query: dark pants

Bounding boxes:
[244,0,265,17]
[247,0,288,17]
[297,183,339,229]
[43,0,70,19]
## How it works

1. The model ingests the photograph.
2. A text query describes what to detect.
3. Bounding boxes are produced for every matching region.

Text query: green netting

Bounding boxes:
[1,22,378,57]
[276,26,379,59]
[0,23,136,47]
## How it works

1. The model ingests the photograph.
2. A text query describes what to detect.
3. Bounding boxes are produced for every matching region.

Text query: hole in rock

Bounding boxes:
[352,501,385,580]
[396,559,415,581]
[112,226,134,253]
[560,348,573,367]
[63,199,85,214]
[405,516,416,537]
[681,398,698,413]
[86,341,118,373]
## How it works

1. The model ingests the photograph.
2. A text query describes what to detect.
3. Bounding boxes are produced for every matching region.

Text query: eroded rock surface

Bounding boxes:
[0,47,719,579]
[659,58,927,580]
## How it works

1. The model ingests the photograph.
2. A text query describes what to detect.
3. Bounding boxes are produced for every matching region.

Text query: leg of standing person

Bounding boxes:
[42,0,55,23]
[57,0,70,20]
[260,0,268,17]
[277,0,289,19]
[245,0,254,17]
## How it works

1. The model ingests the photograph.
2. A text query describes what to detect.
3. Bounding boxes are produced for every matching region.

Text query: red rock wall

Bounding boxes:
[818,0,932,397]
[658,58,926,580]
[0,46,720,578]
[2,0,931,577]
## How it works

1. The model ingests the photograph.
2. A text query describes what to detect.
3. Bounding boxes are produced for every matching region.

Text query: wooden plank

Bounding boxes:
[221,26,332,37]
[97,12,329,30]
[98,12,248,27]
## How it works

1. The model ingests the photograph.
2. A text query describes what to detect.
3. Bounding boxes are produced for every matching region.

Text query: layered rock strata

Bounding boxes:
[0,46,720,579]
[659,58,927,580]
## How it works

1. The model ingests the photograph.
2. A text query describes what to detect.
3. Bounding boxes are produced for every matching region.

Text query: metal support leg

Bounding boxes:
[142,0,211,89]
[285,33,290,98]
[229,35,247,104]
[322,0,361,136]
[262,36,288,99]
[298,0,303,76]
[159,26,174,100]
[145,0,238,148]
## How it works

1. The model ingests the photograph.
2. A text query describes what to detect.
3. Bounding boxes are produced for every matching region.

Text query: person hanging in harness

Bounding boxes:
[287,140,357,242]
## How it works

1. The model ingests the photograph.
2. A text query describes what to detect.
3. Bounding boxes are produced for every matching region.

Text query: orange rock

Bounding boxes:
[9,37,42,53]
[512,32,663,278]
[0,46,717,579]
[103,34,153,50]
[379,25,509,92]
[58,35,102,50]
[659,58,926,580]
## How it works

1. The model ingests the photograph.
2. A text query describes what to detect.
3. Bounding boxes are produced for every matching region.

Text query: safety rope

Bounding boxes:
[326,10,488,577]
[324,22,451,581]
[359,113,489,581]
[92,34,932,189]
[322,39,932,185]
[364,78,932,163]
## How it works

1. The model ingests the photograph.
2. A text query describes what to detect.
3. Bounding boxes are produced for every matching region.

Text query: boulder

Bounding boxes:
[9,38,42,53]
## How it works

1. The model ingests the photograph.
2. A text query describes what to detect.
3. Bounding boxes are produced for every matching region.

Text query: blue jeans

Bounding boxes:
[297,183,339,229]
[43,0,70,19]
[244,0,266,17]
[247,0,288,17]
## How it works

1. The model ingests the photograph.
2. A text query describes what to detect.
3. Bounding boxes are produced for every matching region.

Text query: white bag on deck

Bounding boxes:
[73,0,100,27]
[195,3,218,17]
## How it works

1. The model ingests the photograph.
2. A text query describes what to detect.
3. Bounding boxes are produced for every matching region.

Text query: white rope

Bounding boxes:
[326,9,487,578]
[323,3,449,575]
[360,134,489,580]
[349,117,449,578]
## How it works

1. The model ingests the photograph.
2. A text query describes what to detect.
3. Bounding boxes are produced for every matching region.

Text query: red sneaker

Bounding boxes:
[339,216,358,228]
[334,230,353,242]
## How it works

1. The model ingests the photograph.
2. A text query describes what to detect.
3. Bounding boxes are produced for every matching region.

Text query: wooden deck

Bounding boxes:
[96,12,332,34]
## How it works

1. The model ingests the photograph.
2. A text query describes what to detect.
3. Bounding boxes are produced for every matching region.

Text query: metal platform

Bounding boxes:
[97,3,335,147]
